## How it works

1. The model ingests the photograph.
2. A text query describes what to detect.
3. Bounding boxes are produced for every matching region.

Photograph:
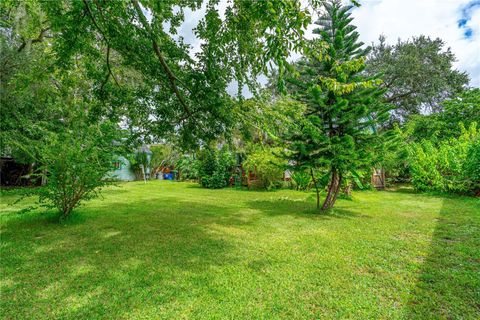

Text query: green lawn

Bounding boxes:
[1,181,479,319]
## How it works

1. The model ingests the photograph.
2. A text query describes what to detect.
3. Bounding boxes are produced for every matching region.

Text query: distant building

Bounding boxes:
[108,156,136,181]
[108,145,152,181]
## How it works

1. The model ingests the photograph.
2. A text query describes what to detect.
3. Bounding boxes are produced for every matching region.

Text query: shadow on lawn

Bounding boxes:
[246,198,368,220]
[405,197,480,318]
[1,192,374,319]
[0,198,249,319]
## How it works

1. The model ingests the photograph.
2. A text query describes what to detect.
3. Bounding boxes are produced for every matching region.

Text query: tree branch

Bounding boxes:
[385,90,415,103]
[17,27,50,52]
[130,0,192,119]
[82,0,120,88]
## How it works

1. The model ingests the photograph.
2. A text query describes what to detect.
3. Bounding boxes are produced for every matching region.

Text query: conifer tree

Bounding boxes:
[285,0,390,210]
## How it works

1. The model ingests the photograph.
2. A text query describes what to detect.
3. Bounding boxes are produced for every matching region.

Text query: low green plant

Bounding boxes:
[408,123,479,195]
[130,150,150,181]
[176,155,200,180]
[463,137,480,196]
[243,146,286,190]
[198,147,235,189]
[149,145,178,179]
[291,171,311,191]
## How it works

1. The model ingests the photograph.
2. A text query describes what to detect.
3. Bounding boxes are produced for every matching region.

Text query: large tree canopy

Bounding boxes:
[1,0,328,148]
[365,35,469,121]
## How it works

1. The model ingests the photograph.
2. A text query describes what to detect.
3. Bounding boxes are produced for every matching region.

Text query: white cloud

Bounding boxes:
[350,0,480,87]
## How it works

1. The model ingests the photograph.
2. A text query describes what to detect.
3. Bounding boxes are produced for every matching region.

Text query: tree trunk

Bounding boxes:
[310,168,320,209]
[321,169,343,210]
[41,168,47,186]
[343,183,351,197]
[141,165,147,183]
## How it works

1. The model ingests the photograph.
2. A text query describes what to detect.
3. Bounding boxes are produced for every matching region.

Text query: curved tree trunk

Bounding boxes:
[321,169,343,210]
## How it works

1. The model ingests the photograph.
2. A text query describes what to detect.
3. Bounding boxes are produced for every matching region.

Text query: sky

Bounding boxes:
[167,0,480,90]
[350,0,480,87]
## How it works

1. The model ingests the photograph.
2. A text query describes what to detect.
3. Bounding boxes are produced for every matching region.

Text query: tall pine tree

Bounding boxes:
[285,0,390,210]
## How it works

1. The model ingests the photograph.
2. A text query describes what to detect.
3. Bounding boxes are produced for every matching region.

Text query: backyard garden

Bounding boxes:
[1,0,479,319]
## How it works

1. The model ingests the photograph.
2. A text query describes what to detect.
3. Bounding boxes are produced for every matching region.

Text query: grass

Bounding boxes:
[1,181,479,319]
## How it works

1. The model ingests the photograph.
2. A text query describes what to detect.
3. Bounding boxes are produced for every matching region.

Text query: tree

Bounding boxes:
[407,123,479,195]
[410,88,480,140]
[0,3,127,218]
[11,0,324,148]
[384,89,480,184]
[36,118,121,219]
[149,144,178,179]
[284,0,389,210]
[366,35,469,121]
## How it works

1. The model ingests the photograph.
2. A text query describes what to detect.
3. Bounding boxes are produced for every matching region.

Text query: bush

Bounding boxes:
[130,150,150,181]
[176,155,200,180]
[463,137,480,196]
[37,121,120,219]
[243,146,286,190]
[291,171,311,190]
[198,147,235,189]
[149,145,178,179]
[408,123,479,195]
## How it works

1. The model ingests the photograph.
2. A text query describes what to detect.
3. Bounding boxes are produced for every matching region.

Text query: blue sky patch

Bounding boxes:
[458,0,480,39]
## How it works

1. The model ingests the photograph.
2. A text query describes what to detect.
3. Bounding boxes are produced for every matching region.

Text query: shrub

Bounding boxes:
[408,123,479,195]
[198,147,235,189]
[37,121,120,219]
[149,145,178,179]
[463,137,480,196]
[176,155,200,180]
[243,146,286,190]
[130,150,150,181]
[291,171,311,190]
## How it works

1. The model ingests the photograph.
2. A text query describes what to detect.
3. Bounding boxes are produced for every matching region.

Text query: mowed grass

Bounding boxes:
[1,181,479,319]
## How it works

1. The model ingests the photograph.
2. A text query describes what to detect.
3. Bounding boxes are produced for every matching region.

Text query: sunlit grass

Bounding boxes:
[1,181,479,319]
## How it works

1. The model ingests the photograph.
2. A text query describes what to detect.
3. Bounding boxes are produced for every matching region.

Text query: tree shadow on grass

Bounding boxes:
[1,190,370,319]
[405,197,480,318]
[0,198,248,319]
[245,198,368,220]
[384,184,418,195]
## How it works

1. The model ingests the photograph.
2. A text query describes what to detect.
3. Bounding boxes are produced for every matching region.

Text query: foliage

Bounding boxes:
[0,6,126,218]
[407,88,480,141]
[0,0,335,149]
[36,119,120,219]
[243,145,286,190]
[129,149,150,181]
[198,147,235,189]
[408,123,479,195]
[384,90,480,185]
[233,95,306,145]
[284,0,390,210]
[463,138,480,196]
[366,35,469,120]
[291,171,312,191]
[176,155,200,181]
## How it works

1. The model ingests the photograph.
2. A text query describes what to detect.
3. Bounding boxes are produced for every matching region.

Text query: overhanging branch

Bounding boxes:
[130,0,192,119]
[17,27,50,52]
